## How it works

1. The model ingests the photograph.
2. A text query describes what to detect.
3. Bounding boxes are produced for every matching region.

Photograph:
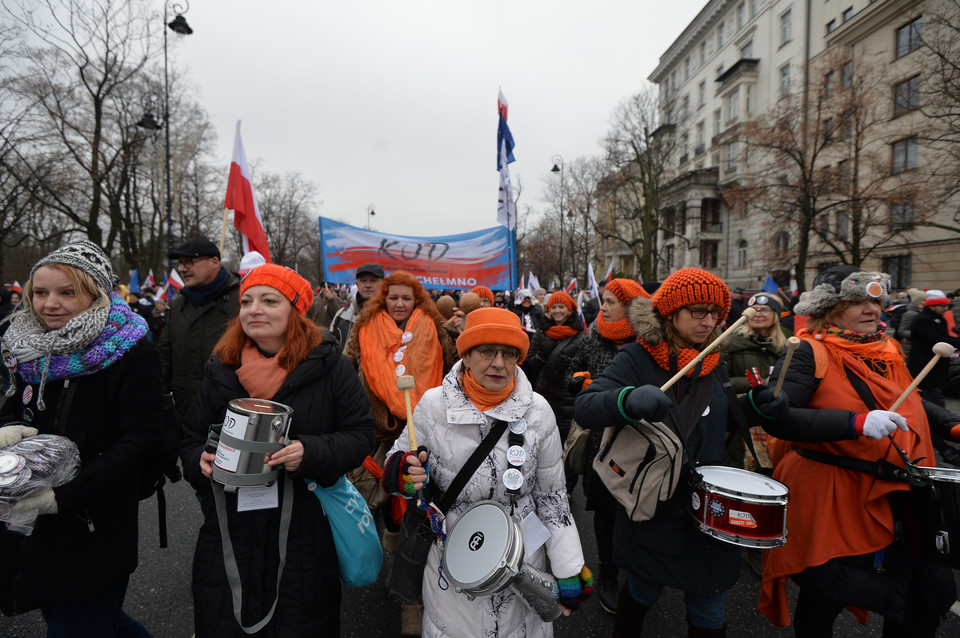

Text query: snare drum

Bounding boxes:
[911,466,960,568]
[441,500,524,599]
[690,466,789,548]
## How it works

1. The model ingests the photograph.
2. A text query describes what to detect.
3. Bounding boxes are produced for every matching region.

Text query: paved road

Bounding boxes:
[3,400,960,636]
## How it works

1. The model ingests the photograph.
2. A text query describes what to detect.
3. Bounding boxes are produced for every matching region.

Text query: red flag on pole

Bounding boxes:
[225,121,272,263]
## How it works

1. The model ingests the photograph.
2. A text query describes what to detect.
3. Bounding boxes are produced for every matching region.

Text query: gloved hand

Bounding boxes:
[0,424,39,448]
[557,566,594,612]
[623,385,674,422]
[12,488,58,515]
[854,410,909,440]
[745,386,791,422]
[569,371,592,394]
[382,446,430,496]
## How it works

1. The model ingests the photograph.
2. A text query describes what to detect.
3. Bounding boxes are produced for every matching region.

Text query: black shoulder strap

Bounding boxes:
[437,419,508,513]
[545,336,574,368]
[844,365,878,410]
[796,448,911,482]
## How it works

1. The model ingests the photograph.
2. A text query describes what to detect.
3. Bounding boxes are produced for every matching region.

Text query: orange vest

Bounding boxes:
[758,336,935,627]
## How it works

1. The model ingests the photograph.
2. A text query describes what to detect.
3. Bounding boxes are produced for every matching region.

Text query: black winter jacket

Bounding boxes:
[180,335,375,638]
[525,311,582,436]
[905,307,960,393]
[0,340,163,614]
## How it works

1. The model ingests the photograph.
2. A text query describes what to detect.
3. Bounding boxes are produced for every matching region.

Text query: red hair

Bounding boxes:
[213,310,325,373]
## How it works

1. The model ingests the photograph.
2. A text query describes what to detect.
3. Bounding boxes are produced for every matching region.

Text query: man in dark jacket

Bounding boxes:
[330,262,383,347]
[906,289,960,406]
[158,239,240,420]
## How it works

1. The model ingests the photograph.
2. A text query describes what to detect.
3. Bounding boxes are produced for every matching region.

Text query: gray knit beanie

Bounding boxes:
[794,265,890,317]
[30,240,117,295]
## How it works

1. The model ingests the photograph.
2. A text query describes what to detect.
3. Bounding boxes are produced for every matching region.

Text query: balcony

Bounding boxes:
[701,221,723,233]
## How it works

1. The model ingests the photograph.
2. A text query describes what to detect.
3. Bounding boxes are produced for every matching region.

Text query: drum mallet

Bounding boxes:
[660,307,757,393]
[772,336,802,398]
[396,375,418,449]
[889,342,957,412]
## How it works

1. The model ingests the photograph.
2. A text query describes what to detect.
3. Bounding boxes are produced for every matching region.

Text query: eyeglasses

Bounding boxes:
[684,306,723,320]
[474,346,521,363]
[751,306,775,315]
[177,256,213,268]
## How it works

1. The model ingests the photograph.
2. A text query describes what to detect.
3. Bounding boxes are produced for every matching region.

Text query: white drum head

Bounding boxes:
[918,466,960,483]
[697,465,789,497]
[444,501,511,587]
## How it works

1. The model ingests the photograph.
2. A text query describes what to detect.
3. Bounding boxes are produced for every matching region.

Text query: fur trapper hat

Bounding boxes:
[793,265,890,318]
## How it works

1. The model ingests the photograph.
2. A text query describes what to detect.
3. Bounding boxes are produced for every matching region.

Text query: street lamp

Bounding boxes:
[551,155,565,284]
[137,1,193,269]
[367,203,376,230]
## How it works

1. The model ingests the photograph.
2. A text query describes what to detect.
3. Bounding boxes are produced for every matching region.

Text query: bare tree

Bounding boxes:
[246,169,322,277]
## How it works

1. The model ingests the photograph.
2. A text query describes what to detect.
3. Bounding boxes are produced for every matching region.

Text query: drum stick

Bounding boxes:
[773,336,802,398]
[890,342,957,412]
[660,307,757,393]
[397,375,417,449]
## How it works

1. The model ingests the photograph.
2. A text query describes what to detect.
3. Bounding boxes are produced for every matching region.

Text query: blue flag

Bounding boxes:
[497,115,515,170]
[128,269,141,294]
[761,275,779,294]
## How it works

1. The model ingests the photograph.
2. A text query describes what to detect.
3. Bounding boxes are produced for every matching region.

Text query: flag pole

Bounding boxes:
[219,207,230,256]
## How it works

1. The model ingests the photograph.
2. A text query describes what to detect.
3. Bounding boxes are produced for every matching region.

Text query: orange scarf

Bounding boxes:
[358,307,444,421]
[462,368,515,412]
[638,339,719,377]
[596,314,635,344]
[236,345,290,399]
[545,325,579,340]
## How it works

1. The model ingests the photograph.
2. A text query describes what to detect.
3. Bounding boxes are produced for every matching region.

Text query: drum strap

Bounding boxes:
[715,366,763,468]
[212,471,294,634]
[437,419,508,513]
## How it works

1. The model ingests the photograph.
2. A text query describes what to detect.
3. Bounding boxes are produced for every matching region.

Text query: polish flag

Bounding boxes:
[167,269,184,291]
[565,278,578,294]
[225,121,272,263]
[10,281,21,293]
[603,261,614,282]
[144,269,155,289]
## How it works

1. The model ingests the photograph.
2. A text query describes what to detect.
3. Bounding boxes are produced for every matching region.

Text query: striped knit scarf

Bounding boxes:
[3,292,148,410]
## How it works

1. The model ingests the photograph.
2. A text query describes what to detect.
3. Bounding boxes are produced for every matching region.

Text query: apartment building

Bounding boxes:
[647,0,960,291]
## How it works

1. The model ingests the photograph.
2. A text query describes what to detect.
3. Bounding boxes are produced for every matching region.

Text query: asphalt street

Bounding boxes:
[3,400,960,636]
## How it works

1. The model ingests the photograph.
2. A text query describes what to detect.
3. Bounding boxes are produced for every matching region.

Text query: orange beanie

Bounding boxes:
[241,264,314,316]
[652,268,730,323]
[456,307,530,363]
[471,286,495,306]
[546,291,577,312]
[605,279,649,305]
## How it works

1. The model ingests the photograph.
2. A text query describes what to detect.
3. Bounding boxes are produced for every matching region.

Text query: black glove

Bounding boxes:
[623,385,674,422]
[744,386,790,425]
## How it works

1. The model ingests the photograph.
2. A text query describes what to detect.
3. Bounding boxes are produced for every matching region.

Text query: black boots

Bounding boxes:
[612,581,650,637]
[598,562,619,615]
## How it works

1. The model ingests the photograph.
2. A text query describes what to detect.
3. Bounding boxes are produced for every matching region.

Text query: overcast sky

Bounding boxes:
[175,1,706,237]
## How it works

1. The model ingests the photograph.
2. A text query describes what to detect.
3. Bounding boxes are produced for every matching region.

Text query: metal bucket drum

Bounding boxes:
[212,398,293,492]
[690,466,789,548]
[441,500,562,621]
[911,466,960,568]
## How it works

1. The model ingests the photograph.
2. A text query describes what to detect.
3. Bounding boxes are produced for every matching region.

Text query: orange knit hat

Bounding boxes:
[241,264,314,316]
[546,291,577,311]
[652,268,730,322]
[605,279,649,305]
[471,285,495,306]
[456,307,530,364]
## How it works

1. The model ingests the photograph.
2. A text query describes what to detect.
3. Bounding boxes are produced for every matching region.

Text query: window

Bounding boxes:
[841,60,853,89]
[726,141,739,170]
[665,245,675,271]
[685,57,691,80]
[896,17,922,59]
[671,70,677,91]
[891,201,916,229]
[774,231,790,254]
[700,41,707,66]
[894,75,921,117]
[750,0,758,18]
[696,120,706,152]
[838,159,850,191]
[702,199,722,232]
[728,87,740,121]
[700,241,719,269]
[842,6,853,22]
[680,133,689,163]
[826,19,837,34]
[737,3,745,29]
[892,138,918,172]
[779,64,791,97]
[698,81,706,107]
[746,85,753,115]
[780,9,792,45]
[825,71,836,96]
[737,239,748,268]
[718,22,725,47]
[740,41,753,58]
[882,254,911,289]
[713,108,722,137]
[682,94,690,118]
[836,210,849,237]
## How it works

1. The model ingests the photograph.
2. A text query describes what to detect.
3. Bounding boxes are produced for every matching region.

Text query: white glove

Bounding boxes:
[12,488,58,515]
[858,410,909,440]
[0,424,39,448]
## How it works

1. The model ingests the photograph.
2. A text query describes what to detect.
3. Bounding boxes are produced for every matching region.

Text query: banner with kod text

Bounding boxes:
[318,217,513,290]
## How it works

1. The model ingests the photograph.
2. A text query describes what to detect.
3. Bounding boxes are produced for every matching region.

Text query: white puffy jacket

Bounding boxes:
[389,361,585,638]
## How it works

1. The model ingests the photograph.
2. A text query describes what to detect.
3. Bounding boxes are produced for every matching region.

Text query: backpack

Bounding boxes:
[139,392,183,548]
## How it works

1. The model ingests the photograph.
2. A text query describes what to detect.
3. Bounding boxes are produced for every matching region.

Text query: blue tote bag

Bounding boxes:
[304,476,383,587]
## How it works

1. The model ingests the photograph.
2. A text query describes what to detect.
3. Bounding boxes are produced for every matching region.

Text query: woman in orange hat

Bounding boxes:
[181,264,376,636]
[382,307,591,636]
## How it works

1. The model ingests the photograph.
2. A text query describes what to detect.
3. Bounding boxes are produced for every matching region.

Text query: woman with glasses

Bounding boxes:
[575,268,747,637]
[383,307,591,637]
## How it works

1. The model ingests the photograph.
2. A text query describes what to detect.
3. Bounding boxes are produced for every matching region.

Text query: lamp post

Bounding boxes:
[367,203,376,230]
[551,155,565,285]
[137,2,192,269]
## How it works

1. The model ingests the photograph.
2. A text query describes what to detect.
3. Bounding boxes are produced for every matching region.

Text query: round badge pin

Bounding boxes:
[503,468,524,491]
[509,420,527,435]
[398,345,408,352]
[0,453,24,475]
[395,364,406,376]
[507,445,526,466]
[401,331,413,344]
[393,351,405,363]
[21,385,33,405]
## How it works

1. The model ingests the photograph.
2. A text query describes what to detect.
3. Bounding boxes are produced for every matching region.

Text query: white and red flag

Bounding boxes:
[603,260,614,282]
[144,269,155,289]
[565,278,578,294]
[167,269,184,291]
[225,121,272,263]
